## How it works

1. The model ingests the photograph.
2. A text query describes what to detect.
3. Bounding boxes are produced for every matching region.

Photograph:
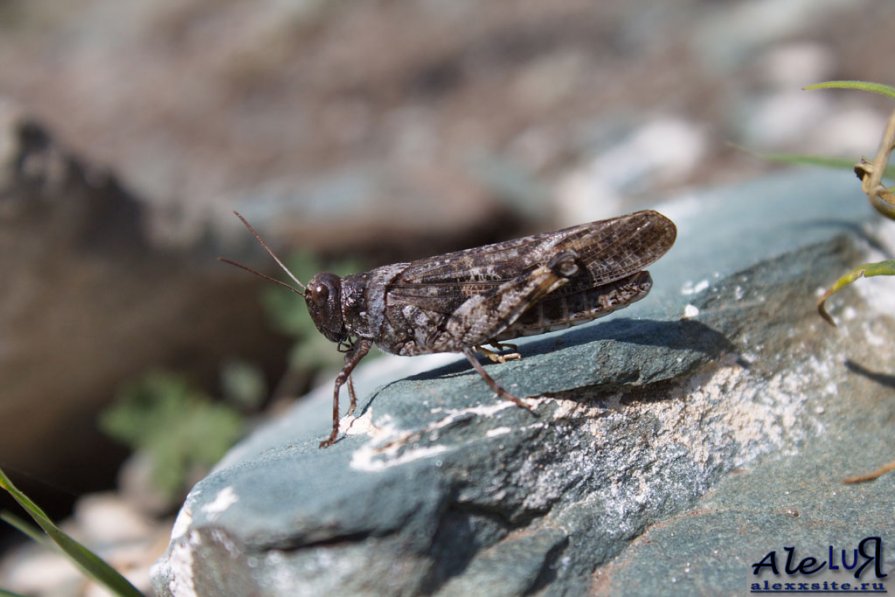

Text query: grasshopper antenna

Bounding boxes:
[219,211,307,295]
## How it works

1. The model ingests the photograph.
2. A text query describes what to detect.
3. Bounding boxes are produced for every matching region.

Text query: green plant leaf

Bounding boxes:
[741,148,895,180]
[1,511,49,546]
[817,260,895,325]
[754,152,857,170]
[101,372,195,447]
[805,80,895,100]
[221,359,267,409]
[101,371,245,500]
[0,468,143,597]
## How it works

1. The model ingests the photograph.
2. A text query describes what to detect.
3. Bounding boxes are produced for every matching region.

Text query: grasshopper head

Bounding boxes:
[221,212,349,344]
[305,272,346,343]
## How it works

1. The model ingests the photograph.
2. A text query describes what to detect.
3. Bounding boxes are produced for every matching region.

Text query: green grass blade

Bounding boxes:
[805,80,895,100]
[755,152,856,170]
[739,147,895,180]
[733,142,852,170]
[0,588,30,597]
[0,511,50,546]
[817,260,895,325]
[0,468,143,597]
[849,260,895,278]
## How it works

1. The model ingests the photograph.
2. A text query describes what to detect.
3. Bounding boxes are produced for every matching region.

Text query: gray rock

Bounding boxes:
[154,168,894,595]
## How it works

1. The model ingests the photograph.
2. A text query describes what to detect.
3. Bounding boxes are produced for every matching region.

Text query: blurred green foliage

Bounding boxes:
[261,251,371,373]
[220,358,267,410]
[99,371,245,501]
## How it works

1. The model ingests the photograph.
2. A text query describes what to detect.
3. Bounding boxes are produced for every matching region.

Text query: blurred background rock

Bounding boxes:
[1,0,894,592]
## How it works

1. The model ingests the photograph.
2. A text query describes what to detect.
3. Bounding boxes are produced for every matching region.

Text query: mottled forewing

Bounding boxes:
[558,210,676,285]
[386,210,676,315]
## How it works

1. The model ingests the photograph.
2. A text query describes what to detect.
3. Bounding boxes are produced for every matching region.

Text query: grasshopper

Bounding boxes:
[223,210,676,447]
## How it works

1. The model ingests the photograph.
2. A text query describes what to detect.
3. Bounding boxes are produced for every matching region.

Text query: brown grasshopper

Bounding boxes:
[223,210,676,447]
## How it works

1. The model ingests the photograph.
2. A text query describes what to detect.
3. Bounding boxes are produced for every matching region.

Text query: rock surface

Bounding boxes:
[153,169,895,595]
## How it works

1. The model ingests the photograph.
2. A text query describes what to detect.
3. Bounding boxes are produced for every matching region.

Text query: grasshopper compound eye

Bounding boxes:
[305,273,345,343]
[309,283,328,301]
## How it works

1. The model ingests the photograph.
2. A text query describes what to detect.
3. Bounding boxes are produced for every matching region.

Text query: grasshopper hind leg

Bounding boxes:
[475,342,521,364]
[346,375,359,416]
[462,347,536,414]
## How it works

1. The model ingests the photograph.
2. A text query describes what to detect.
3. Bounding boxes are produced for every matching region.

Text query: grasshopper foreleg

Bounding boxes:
[319,339,372,448]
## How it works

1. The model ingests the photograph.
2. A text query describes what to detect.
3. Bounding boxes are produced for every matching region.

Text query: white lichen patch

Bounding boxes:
[351,443,449,472]
[348,409,444,472]
[428,401,516,430]
[485,426,513,438]
[200,486,238,519]
[719,362,825,462]
[349,412,402,443]
[349,401,521,472]
[541,394,607,422]
[546,348,835,491]
[344,409,377,437]
[681,279,710,295]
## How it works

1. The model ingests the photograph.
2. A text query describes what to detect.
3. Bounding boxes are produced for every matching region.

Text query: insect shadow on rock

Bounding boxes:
[221,210,677,448]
